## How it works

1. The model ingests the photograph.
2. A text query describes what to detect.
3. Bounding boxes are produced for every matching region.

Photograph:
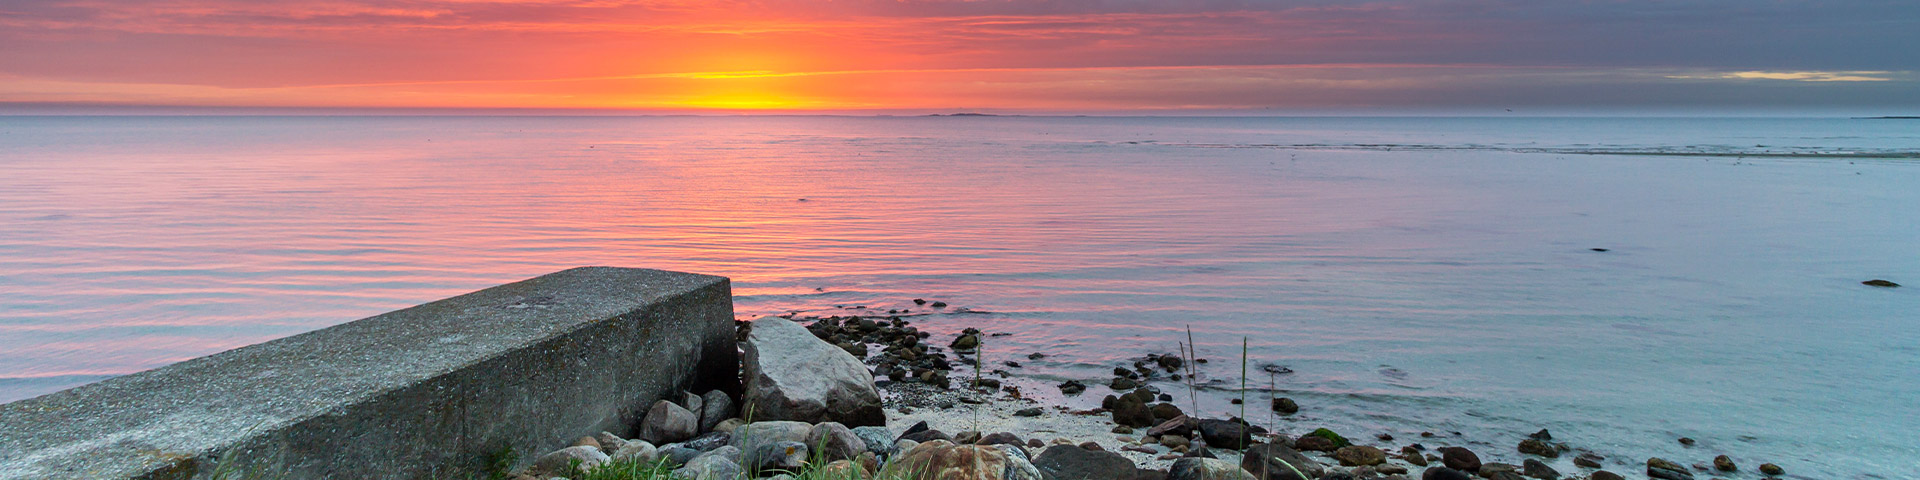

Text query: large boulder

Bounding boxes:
[1168,457,1256,480]
[1034,445,1142,480]
[808,422,868,462]
[638,399,699,444]
[882,439,1042,480]
[1240,443,1323,480]
[744,317,886,426]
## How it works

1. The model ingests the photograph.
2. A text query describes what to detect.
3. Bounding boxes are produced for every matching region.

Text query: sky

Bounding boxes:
[1,0,1917,112]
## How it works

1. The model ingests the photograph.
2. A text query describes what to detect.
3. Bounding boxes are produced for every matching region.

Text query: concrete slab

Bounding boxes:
[0,267,736,479]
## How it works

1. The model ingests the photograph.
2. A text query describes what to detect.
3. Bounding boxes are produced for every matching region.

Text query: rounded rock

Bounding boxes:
[1168,457,1256,480]
[807,422,866,462]
[535,446,610,475]
[1334,446,1387,466]
[1421,467,1473,480]
[1437,447,1481,472]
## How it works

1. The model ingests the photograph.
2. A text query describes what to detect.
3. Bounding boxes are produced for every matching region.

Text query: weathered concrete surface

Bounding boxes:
[0,267,736,479]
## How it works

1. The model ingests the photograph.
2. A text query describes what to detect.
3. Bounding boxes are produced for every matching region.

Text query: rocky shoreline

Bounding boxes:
[505,306,1798,480]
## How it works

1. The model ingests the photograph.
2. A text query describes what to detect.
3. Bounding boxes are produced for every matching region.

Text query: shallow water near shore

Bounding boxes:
[2,115,1916,478]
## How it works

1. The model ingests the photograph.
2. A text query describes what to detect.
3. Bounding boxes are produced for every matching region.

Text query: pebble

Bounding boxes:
[1573,452,1603,468]
[1759,463,1784,475]
[1522,458,1559,479]
[1518,438,1557,457]
[1058,380,1087,395]
[1713,455,1736,472]
[1401,446,1428,466]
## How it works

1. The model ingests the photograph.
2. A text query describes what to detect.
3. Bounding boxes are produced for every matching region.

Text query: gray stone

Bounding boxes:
[1035,444,1139,480]
[638,399,699,444]
[536,446,610,475]
[992,443,1031,463]
[980,432,1026,449]
[996,444,1043,480]
[700,390,735,432]
[1437,447,1480,471]
[1522,458,1558,479]
[743,317,885,426]
[1421,467,1472,480]
[1197,419,1252,450]
[1334,445,1386,467]
[691,445,741,465]
[1241,443,1324,480]
[658,446,703,467]
[1572,453,1603,468]
[1168,457,1256,480]
[882,440,1040,480]
[1647,466,1694,480]
[1517,439,1557,458]
[897,421,951,443]
[0,267,735,480]
[1112,393,1155,428]
[851,426,899,458]
[728,420,812,454]
[609,440,657,463]
[682,431,731,452]
[807,422,867,462]
[714,418,746,434]
[594,432,628,455]
[673,454,742,480]
[680,391,705,424]
[742,441,810,472]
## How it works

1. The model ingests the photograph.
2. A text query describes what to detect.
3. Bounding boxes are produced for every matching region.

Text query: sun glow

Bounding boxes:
[675,90,803,109]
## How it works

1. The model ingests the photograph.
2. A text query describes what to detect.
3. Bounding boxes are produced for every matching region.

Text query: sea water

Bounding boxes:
[1,116,1914,477]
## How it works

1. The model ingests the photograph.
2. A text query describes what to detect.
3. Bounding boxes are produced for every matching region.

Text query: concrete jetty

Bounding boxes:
[0,267,736,479]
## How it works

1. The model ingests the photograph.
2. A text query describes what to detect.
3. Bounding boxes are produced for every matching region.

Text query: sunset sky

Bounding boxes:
[2,0,1916,112]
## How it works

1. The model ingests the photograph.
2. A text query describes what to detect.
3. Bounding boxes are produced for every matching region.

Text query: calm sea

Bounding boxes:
[1,116,1915,477]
